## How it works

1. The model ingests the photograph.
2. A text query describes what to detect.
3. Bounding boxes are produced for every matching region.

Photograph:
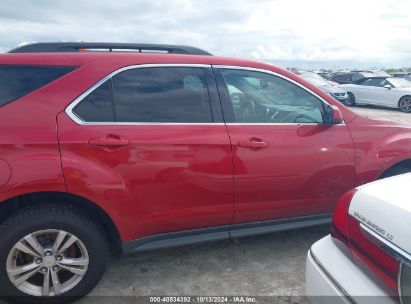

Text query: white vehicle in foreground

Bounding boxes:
[341,77,411,112]
[306,173,411,304]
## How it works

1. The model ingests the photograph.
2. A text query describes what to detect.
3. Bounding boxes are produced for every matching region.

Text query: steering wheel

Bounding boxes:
[238,97,256,120]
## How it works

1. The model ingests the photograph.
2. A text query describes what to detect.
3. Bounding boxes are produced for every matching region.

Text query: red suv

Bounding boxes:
[1,42,411,302]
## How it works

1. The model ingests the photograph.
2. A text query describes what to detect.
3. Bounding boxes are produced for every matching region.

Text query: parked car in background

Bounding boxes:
[299,72,349,105]
[390,72,409,78]
[306,173,411,304]
[298,71,339,86]
[352,69,391,77]
[330,70,391,85]
[329,71,375,84]
[313,71,332,80]
[341,77,411,112]
[3,42,411,302]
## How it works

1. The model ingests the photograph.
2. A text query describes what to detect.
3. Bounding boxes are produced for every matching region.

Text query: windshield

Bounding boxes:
[388,78,411,88]
[301,75,330,87]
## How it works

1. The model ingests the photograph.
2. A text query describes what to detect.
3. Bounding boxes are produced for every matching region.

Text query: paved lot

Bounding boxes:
[83,105,411,304]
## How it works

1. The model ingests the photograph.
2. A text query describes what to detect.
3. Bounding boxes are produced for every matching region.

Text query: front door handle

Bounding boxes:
[88,135,130,147]
[237,137,269,149]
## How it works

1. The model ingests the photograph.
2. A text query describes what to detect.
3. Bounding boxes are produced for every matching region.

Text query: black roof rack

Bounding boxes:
[8,42,212,56]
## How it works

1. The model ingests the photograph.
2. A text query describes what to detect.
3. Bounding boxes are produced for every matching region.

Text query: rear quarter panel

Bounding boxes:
[347,116,411,185]
[0,61,119,202]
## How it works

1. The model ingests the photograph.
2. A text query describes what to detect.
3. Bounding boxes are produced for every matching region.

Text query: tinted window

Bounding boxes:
[112,67,212,122]
[351,73,363,82]
[358,78,372,86]
[367,78,386,87]
[220,69,325,123]
[73,81,114,122]
[0,65,75,107]
[332,74,349,83]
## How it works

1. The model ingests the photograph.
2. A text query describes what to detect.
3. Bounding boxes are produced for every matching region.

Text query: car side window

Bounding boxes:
[73,81,114,122]
[0,65,76,107]
[220,69,325,124]
[73,67,213,123]
[112,67,212,123]
[358,79,372,86]
[381,79,393,88]
[351,73,363,82]
[368,78,386,87]
[332,75,343,82]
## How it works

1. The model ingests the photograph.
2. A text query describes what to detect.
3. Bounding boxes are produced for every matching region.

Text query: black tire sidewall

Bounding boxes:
[0,206,108,303]
[346,93,355,106]
[399,97,411,113]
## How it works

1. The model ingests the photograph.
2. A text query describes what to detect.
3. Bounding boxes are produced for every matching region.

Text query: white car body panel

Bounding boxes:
[306,236,395,304]
[341,84,411,108]
[348,173,411,255]
[307,174,411,303]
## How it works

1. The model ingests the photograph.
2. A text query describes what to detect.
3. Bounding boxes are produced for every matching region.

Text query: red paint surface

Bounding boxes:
[0,52,411,241]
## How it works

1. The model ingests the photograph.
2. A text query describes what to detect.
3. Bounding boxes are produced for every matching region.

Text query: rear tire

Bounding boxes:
[346,92,356,107]
[398,96,411,113]
[0,204,109,304]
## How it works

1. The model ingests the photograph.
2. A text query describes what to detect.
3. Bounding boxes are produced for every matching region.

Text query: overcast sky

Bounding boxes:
[1,0,410,69]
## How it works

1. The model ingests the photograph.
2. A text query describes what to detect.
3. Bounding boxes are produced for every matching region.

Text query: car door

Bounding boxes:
[363,78,392,106]
[57,65,234,241]
[348,79,372,103]
[214,66,356,224]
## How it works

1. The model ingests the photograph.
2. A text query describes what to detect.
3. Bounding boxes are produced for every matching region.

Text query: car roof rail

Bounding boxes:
[8,42,213,56]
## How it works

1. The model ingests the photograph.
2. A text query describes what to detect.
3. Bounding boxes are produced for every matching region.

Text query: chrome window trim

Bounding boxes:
[212,64,346,125]
[65,64,215,126]
[225,123,347,126]
[66,63,346,126]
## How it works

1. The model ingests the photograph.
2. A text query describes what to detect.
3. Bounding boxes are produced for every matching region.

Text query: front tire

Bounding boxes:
[0,205,109,304]
[346,92,356,107]
[398,96,411,113]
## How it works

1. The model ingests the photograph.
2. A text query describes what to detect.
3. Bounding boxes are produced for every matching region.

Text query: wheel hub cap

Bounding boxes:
[43,255,56,268]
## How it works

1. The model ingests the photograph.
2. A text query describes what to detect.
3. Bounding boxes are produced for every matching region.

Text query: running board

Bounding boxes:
[122,214,332,254]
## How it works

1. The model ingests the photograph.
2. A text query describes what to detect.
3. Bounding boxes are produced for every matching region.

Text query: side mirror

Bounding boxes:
[326,105,344,124]
[384,85,392,89]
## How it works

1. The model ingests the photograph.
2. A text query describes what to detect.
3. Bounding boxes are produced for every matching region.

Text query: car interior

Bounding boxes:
[222,70,325,124]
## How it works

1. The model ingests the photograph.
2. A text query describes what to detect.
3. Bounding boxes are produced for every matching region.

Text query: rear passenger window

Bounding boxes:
[112,67,212,123]
[0,65,76,107]
[72,67,213,123]
[73,81,114,122]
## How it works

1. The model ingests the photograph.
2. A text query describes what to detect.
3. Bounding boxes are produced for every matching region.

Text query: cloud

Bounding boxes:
[0,0,411,69]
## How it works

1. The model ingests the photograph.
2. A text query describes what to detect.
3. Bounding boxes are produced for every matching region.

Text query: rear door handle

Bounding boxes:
[88,136,130,147]
[237,137,269,149]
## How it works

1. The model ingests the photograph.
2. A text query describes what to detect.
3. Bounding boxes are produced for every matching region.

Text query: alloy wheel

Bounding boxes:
[6,229,89,297]
[399,97,411,113]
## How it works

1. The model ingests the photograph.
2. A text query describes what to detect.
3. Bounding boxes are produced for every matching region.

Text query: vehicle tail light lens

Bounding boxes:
[400,263,411,304]
[348,218,399,291]
[331,188,400,292]
[330,189,357,246]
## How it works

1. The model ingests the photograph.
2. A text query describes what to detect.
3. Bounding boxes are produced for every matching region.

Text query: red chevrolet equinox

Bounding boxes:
[1,42,411,303]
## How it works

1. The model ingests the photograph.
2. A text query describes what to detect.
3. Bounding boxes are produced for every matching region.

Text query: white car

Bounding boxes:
[341,77,411,112]
[306,173,411,304]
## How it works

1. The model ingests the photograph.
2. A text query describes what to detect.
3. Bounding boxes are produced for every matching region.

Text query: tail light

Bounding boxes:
[348,219,399,291]
[331,188,401,293]
[330,189,357,246]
